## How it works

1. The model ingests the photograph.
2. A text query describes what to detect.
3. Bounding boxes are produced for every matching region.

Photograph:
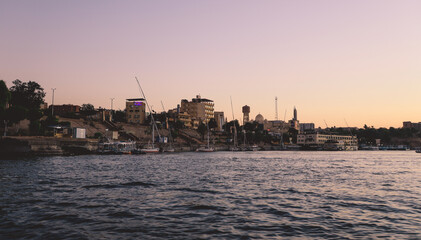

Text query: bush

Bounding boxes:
[94,132,102,139]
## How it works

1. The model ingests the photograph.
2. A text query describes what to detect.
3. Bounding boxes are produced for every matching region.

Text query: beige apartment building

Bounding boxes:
[126,98,146,124]
[180,95,214,124]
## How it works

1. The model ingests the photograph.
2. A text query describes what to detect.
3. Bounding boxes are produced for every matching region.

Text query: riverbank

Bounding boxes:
[0,136,286,157]
[0,136,99,157]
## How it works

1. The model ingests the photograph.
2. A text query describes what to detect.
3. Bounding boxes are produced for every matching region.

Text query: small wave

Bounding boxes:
[121,181,156,187]
[107,210,137,218]
[37,180,57,185]
[77,204,110,209]
[189,204,225,211]
[82,181,155,189]
[283,188,300,194]
[266,207,294,217]
[53,202,77,207]
[174,187,220,194]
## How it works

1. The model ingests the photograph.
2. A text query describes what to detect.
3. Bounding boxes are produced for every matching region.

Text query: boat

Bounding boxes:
[160,101,175,153]
[196,122,214,152]
[97,142,115,154]
[250,144,259,151]
[135,77,160,154]
[115,141,136,154]
[98,141,136,154]
[140,124,160,154]
[322,140,343,151]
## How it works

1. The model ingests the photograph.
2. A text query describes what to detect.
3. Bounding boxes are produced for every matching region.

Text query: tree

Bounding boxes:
[208,118,217,130]
[3,80,46,135]
[9,80,45,111]
[197,122,207,140]
[0,81,11,136]
[80,104,96,116]
[0,80,10,111]
[173,120,184,130]
[112,110,126,122]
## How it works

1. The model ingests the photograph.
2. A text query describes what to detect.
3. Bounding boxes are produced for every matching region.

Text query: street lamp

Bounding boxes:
[51,88,56,116]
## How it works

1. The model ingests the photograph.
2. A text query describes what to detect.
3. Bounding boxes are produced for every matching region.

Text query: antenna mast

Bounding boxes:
[275,96,278,121]
[230,96,235,121]
[344,118,353,136]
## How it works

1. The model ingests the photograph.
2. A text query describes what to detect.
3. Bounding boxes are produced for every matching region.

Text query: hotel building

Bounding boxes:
[126,98,146,124]
[180,95,214,124]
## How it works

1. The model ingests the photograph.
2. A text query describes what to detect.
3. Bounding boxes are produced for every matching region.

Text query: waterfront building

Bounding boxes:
[180,95,214,124]
[403,121,421,130]
[126,98,146,124]
[255,114,264,124]
[297,132,358,150]
[288,106,300,130]
[242,105,250,124]
[95,108,112,122]
[49,104,80,116]
[264,120,289,133]
[178,111,198,129]
[214,111,225,132]
[300,123,315,133]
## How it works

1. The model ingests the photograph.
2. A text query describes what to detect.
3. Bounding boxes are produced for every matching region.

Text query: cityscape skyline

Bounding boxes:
[1,0,420,128]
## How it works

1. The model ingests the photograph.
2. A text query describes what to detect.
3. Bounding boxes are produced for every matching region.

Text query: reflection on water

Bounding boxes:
[1,151,420,239]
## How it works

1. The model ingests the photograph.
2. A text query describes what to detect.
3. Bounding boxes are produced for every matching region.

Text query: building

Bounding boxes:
[96,108,112,122]
[264,120,289,133]
[288,106,299,130]
[40,103,48,110]
[126,98,146,124]
[255,114,264,124]
[49,104,80,116]
[180,95,214,124]
[178,111,197,129]
[403,121,421,130]
[300,123,315,133]
[297,132,358,150]
[242,105,250,123]
[214,111,225,131]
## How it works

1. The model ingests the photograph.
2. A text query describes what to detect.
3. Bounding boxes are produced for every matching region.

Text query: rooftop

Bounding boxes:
[126,98,145,101]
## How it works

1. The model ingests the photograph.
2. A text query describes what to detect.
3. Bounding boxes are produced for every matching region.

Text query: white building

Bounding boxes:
[297,132,358,150]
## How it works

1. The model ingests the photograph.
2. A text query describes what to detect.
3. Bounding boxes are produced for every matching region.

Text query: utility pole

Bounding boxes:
[110,98,114,122]
[51,88,56,116]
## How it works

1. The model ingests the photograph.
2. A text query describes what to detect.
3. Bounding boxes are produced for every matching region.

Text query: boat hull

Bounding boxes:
[141,148,160,153]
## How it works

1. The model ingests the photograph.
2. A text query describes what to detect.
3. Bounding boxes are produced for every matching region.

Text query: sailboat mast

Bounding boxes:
[161,101,174,148]
[135,76,161,140]
[207,123,210,148]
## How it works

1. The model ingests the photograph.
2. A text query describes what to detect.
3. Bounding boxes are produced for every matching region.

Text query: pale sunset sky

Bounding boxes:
[1,0,420,128]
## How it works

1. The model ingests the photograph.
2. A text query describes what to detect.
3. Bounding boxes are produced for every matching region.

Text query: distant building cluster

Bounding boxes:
[403,121,421,130]
[46,93,361,149]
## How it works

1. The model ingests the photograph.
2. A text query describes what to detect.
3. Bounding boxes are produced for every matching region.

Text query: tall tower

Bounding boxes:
[242,105,250,123]
[293,106,297,121]
[275,97,278,121]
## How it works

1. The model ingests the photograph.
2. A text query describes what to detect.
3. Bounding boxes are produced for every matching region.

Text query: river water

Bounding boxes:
[1,151,420,239]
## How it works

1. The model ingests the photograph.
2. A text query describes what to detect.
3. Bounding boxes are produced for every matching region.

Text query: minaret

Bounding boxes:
[293,106,297,121]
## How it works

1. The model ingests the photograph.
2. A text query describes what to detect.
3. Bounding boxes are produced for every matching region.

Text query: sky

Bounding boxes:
[1,0,420,128]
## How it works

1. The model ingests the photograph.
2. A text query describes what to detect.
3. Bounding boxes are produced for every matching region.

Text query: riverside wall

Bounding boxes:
[0,136,99,157]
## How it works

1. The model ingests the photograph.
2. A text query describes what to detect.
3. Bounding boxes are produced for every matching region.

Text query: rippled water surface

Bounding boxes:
[1,151,421,239]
